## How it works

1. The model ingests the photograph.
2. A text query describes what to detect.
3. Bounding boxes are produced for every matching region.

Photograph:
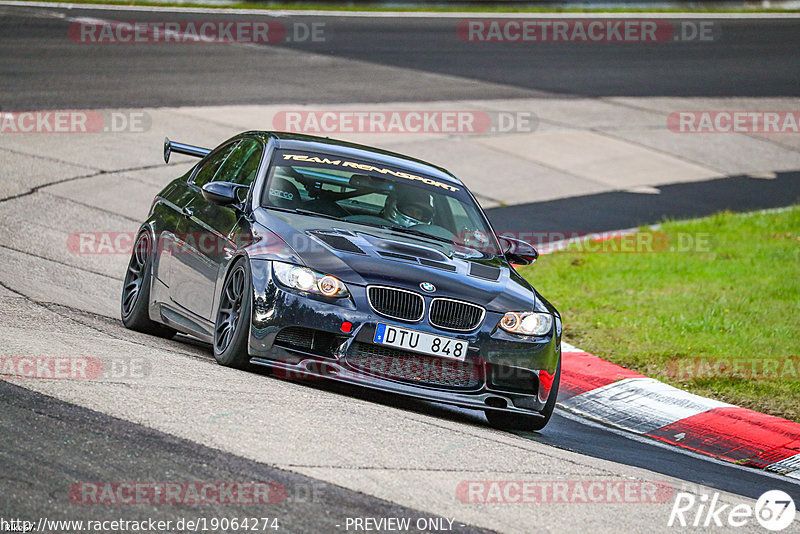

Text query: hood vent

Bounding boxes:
[332,228,357,237]
[419,258,457,272]
[469,263,501,281]
[368,238,448,262]
[310,232,366,255]
[378,251,417,262]
[376,252,458,272]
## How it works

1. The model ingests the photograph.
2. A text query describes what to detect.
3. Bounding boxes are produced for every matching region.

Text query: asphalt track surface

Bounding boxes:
[0,380,492,534]
[1,4,800,533]
[1,6,800,109]
[486,170,800,234]
[3,365,800,526]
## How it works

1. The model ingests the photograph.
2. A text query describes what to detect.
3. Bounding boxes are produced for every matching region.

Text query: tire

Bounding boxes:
[485,355,561,432]
[121,230,176,339]
[213,257,252,369]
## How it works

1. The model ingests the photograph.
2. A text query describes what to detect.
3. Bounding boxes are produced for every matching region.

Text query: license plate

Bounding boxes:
[373,323,468,361]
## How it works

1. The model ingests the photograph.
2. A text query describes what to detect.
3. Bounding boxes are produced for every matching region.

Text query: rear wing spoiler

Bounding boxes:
[163,137,211,163]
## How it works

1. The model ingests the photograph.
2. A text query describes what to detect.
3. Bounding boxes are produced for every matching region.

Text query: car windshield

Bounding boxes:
[261,149,499,254]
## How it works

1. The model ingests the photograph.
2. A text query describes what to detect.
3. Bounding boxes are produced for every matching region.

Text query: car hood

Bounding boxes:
[253,209,539,313]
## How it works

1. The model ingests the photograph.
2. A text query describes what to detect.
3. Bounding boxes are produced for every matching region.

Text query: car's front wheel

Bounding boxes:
[485,355,561,432]
[121,230,176,339]
[213,257,253,369]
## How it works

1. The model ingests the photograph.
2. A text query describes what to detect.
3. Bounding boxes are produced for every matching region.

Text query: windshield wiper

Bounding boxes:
[266,206,455,245]
[294,208,344,221]
[265,206,343,222]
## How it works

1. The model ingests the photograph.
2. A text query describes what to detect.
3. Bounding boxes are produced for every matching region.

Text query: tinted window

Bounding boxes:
[214,139,263,187]
[261,149,498,252]
[192,142,237,187]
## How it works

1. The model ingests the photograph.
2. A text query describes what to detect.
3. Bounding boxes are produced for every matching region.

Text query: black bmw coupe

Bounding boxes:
[122,132,561,430]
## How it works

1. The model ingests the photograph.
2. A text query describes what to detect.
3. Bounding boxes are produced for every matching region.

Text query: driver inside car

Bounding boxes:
[381,186,435,228]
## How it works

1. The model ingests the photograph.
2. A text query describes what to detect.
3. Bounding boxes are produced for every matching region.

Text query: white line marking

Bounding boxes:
[554,407,800,487]
[766,454,800,476]
[560,377,731,433]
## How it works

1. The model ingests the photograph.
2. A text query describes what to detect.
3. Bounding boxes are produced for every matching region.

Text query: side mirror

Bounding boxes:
[499,236,539,266]
[201,181,245,207]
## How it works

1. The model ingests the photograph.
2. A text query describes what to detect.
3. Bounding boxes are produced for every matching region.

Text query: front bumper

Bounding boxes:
[247,260,560,415]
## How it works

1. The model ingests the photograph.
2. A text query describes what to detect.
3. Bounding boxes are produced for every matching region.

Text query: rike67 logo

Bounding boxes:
[669,490,796,531]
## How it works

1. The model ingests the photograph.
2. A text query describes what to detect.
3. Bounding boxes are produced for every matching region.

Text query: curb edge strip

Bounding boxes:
[557,343,800,479]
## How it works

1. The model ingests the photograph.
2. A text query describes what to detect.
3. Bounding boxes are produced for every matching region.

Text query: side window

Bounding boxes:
[191,142,237,187]
[213,139,264,187]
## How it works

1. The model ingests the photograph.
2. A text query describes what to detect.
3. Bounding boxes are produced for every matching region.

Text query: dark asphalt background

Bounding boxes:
[1,8,800,109]
[1,4,799,530]
[3,4,797,233]
[3,366,799,530]
[487,170,800,234]
[0,380,493,533]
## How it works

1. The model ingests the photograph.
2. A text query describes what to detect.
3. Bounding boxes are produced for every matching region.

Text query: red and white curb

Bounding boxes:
[557,342,800,479]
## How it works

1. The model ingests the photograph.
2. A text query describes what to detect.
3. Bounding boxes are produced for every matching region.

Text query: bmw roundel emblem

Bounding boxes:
[420,282,436,293]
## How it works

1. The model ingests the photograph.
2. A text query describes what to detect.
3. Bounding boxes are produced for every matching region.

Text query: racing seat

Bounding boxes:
[267,178,301,209]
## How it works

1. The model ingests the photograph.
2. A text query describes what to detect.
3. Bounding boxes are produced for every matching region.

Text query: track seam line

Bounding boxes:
[582,126,727,177]
[0,161,185,204]
[0,145,99,170]
[472,137,614,190]
[596,126,734,176]
[0,279,135,345]
[484,111,727,183]
[0,243,121,281]
[38,302,220,361]
[276,464,624,475]
[598,96,800,157]
[0,281,212,363]
[0,170,105,204]
[41,190,142,223]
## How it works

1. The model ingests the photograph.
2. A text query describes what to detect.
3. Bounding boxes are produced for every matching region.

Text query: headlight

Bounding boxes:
[272,261,349,298]
[499,312,553,336]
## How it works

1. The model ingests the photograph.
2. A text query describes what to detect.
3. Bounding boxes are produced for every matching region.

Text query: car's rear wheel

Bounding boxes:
[213,257,252,369]
[485,355,561,432]
[121,230,176,339]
